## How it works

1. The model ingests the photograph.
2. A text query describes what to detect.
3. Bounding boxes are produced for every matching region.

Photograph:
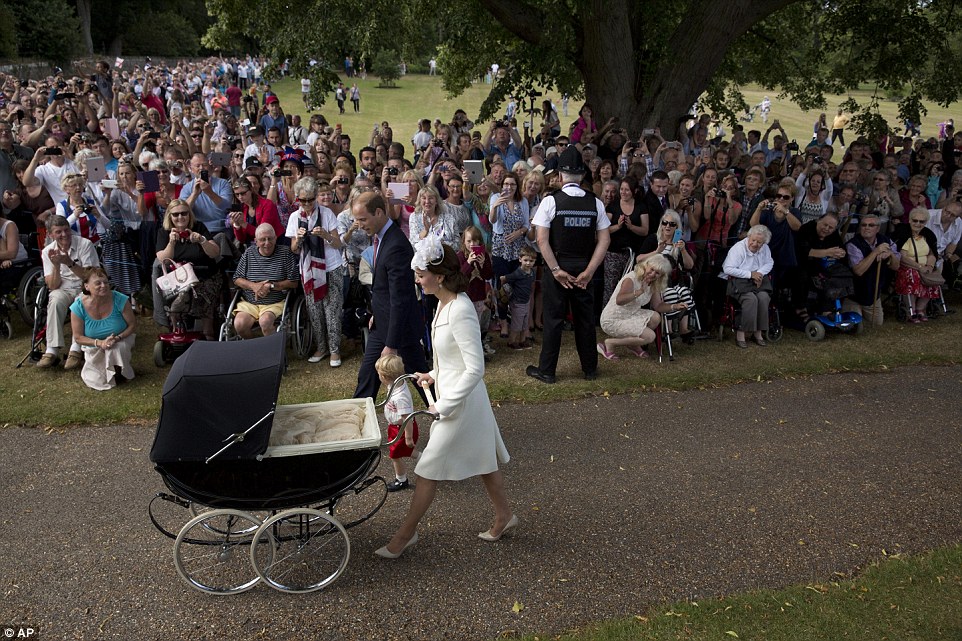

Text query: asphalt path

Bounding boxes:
[1,365,960,640]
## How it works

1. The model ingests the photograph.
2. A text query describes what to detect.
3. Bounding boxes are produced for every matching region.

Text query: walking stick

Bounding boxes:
[872,254,883,323]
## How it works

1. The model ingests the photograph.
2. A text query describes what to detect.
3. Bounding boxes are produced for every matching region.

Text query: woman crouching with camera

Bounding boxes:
[155,199,221,338]
[69,267,136,390]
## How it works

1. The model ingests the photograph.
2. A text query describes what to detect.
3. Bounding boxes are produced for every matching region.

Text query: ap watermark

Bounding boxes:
[2,627,37,638]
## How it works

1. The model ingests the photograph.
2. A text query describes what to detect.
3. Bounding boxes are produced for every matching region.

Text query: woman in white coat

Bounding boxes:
[375,236,516,558]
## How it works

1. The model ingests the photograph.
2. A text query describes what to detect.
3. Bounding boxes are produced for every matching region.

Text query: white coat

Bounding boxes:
[415,293,509,481]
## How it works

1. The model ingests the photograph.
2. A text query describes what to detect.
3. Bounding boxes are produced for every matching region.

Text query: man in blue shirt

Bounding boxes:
[182,152,232,233]
[259,95,288,142]
[483,120,523,169]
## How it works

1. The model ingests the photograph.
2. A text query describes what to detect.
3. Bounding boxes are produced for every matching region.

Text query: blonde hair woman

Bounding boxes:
[599,254,683,359]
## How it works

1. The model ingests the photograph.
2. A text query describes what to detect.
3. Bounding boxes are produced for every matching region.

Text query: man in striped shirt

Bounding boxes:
[232,224,298,338]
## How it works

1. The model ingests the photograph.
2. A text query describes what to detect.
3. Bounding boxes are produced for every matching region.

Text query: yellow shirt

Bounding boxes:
[901,236,931,263]
[832,114,850,129]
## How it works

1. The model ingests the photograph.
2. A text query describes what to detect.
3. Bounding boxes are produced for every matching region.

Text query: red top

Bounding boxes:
[226,85,242,107]
[234,197,284,244]
[143,184,184,222]
[141,93,167,124]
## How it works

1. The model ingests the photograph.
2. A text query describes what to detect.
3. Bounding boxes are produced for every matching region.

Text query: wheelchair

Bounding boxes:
[217,284,313,359]
[1,226,46,337]
[15,268,50,368]
[716,275,784,344]
[653,272,703,362]
[801,261,863,341]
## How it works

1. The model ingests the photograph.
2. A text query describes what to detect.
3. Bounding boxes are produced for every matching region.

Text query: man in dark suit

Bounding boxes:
[640,169,671,233]
[352,191,429,399]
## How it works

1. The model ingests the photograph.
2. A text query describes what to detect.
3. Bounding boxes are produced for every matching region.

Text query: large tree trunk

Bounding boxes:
[76,0,94,55]
[108,34,123,58]
[584,0,796,136]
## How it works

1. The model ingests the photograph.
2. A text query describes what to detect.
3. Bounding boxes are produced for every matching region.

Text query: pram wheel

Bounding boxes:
[804,319,826,342]
[767,325,783,343]
[251,508,350,593]
[173,509,270,595]
[0,319,11,340]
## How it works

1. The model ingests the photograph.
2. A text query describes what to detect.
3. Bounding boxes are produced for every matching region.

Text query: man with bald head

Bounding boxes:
[231,223,298,338]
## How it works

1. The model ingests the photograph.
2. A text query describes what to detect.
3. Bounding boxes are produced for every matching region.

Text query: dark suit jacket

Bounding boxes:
[371,221,422,348]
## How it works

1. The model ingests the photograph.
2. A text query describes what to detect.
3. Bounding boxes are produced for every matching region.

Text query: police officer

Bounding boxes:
[526,145,610,383]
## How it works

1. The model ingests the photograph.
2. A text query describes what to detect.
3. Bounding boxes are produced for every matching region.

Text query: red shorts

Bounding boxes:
[388,420,419,459]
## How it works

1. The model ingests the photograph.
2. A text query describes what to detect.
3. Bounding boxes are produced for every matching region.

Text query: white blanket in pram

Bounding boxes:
[268,403,366,446]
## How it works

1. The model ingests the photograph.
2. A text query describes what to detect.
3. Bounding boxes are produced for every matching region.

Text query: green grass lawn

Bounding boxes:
[514,546,962,641]
[267,74,961,152]
[2,290,961,427]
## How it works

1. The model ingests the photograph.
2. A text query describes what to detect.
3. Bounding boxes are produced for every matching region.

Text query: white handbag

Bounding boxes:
[156,259,199,298]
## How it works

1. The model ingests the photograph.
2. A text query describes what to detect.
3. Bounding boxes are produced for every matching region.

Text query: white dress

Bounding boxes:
[415,293,510,481]
[600,274,656,338]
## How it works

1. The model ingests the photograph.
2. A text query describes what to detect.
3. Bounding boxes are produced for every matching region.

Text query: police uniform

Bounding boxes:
[527,146,610,382]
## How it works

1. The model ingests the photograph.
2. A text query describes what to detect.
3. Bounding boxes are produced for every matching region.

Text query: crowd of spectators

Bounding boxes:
[2,54,960,389]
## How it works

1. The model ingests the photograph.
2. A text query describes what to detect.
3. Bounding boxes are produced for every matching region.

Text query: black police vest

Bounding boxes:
[847,234,894,306]
[549,189,599,264]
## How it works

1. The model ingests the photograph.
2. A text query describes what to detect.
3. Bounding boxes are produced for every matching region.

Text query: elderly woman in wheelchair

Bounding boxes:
[722,225,774,348]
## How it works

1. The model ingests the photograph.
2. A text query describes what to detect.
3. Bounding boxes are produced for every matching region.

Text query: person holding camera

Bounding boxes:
[0,121,34,200]
[288,177,345,366]
[54,173,105,245]
[23,136,78,204]
[483,120,523,170]
[794,159,834,224]
[229,178,283,248]
[182,152,232,234]
[155,200,221,338]
[266,147,305,229]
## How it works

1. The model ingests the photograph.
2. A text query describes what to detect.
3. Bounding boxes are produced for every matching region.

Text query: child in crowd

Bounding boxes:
[376,354,419,492]
[457,226,496,356]
[500,245,537,350]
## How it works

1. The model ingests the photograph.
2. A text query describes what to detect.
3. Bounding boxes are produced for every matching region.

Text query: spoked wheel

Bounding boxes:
[173,509,269,595]
[16,266,44,327]
[804,319,826,342]
[292,296,313,359]
[251,508,350,593]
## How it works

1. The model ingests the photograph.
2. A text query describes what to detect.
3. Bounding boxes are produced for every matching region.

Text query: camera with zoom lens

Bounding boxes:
[786,140,799,152]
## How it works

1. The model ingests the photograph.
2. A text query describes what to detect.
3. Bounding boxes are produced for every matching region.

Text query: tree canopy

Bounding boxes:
[206,0,962,138]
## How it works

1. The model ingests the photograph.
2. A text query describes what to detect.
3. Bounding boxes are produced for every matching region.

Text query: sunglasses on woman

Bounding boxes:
[775,194,792,201]
[660,221,678,228]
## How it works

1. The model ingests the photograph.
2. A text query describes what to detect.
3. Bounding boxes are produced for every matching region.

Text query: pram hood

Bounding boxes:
[150,332,286,463]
